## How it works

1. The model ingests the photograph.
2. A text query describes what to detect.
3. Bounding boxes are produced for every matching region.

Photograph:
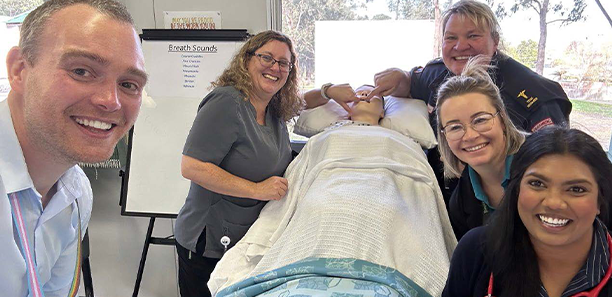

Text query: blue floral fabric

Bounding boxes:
[217,258,431,297]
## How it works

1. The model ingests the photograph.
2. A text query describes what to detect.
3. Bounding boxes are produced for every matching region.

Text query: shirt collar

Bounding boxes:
[0,97,34,194]
[468,154,514,211]
[501,155,513,188]
[0,97,83,212]
[539,218,610,297]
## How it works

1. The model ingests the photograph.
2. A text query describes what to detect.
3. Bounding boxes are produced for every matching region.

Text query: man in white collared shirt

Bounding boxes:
[0,1,147,296]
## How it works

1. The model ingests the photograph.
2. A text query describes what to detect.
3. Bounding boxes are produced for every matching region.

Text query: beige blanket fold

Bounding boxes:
[209,125,457,297]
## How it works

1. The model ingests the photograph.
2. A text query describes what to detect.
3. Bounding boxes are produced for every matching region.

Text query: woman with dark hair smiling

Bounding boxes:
[443,126,612,297]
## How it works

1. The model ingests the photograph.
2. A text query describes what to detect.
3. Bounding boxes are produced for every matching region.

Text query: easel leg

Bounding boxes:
[132,217,155,297]
[82,257,94,297]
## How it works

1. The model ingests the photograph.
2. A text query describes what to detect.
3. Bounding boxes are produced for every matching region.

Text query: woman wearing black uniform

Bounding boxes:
[367,0,571,207]
[443,127,612,297]
[369,0,571,133]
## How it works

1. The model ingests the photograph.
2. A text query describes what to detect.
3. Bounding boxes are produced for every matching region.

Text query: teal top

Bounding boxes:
[467,155,513,212]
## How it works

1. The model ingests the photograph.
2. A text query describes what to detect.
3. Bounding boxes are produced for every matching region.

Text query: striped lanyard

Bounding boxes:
[8,192,81,297]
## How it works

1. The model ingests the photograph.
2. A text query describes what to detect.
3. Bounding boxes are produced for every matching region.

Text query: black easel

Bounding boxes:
[132,217,175,297]
[118,29,249,297]
[119,129,178,297]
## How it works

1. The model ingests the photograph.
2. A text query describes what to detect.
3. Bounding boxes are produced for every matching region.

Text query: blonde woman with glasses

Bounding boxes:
[174,30,302,297]
[436,56,526,240]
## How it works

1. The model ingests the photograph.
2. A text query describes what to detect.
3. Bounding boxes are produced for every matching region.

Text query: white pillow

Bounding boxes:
[294,100,349,137]
[294,96,437,149]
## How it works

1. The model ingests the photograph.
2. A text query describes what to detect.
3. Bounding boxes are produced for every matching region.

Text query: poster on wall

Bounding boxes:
[141,40,240,98]
[163,11,222,29]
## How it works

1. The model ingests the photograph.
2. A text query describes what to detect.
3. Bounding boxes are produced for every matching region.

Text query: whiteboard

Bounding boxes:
[120,30,247,217]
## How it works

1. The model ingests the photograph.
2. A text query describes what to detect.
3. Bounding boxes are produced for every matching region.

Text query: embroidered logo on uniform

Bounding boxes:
[531,118,553,132]
[517,89,538,108]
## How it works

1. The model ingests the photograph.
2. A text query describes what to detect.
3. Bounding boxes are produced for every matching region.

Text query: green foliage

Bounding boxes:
[387,0,434,20]
[490,0,587,25]
[570,100,612,117]
[507,39,538,69]
[372,13,392,20]
[561,41,612,83]
[0,0,42,17]
[555,41,612,100]
[492,0,587,25]
[489,0,588,74]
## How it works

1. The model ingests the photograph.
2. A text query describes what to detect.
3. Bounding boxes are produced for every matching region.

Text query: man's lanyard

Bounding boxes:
[9,192,81,297]
[486,233,612,297]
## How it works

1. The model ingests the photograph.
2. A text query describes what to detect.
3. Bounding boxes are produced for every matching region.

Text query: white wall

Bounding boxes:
[123,0,269,33]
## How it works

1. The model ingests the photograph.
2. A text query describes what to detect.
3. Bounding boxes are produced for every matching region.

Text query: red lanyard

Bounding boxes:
[486,233,612,297]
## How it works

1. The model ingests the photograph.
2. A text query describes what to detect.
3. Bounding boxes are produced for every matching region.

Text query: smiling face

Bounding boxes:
[442,13,498,75]
[10,4,147,164]
[439,92,506,170]
[247,40,291,102]
[518,154,599,251]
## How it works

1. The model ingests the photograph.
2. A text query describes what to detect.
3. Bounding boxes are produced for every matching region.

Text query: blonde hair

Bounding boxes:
[436,56,526,178]
[442,0,501,45]
[211,30,303,122]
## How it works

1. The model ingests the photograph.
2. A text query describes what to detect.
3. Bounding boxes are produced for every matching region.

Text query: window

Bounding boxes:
[276,0,612,151]
[0,16,22,96]
[281,0,439,89]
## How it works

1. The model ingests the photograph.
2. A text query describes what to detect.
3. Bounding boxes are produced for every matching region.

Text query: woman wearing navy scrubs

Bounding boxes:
[443,127,612,297]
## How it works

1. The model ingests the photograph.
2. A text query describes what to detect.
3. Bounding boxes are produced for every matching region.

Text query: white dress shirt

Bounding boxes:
[0,97,93,297]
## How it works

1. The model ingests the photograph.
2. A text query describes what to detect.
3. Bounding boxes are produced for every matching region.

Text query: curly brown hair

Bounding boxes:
[211,30,303,122]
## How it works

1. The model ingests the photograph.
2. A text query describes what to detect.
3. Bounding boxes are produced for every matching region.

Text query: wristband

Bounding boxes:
[321,83,333,101]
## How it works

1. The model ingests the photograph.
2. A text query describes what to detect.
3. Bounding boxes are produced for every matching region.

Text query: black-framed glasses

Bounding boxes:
[441,111,500,140]
[250,53,293,72]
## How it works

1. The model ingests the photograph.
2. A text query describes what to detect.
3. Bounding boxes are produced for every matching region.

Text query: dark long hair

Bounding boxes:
[485,126,612,297]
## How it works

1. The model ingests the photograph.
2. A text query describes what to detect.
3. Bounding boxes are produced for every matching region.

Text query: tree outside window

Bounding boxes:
[0,0,43,95]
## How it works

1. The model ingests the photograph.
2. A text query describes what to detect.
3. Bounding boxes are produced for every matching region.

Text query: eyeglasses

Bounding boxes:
[250,53,293,72]
[441,111,500,140]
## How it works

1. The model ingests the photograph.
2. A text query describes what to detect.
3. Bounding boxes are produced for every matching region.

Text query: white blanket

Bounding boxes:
[209,125,457,296]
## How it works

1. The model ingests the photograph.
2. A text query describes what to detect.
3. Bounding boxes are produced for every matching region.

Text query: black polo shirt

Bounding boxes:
[409,55,571,132]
